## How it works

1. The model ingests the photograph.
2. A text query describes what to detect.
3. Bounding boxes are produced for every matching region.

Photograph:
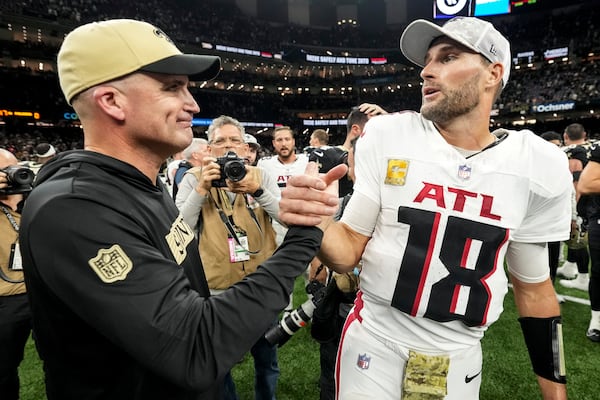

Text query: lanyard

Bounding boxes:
[210,190,264,255]
[0,204,24,284]
[1,204,19,232]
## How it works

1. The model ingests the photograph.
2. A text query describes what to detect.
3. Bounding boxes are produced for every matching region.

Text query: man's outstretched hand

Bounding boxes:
[279,162,347,231]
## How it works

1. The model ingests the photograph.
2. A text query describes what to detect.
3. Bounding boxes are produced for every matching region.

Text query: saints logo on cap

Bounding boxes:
[153,28,174,44]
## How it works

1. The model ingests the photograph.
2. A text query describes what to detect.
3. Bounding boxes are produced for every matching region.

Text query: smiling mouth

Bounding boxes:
[423,87,439,96]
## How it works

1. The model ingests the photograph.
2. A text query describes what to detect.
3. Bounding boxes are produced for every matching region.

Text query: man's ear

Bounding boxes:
[350,124,362,138]
[487,62,504,90]
[92,85,126,121]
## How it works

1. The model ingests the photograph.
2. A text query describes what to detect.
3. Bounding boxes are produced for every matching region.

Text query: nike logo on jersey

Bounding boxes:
[313,150,324,157]
[465,370,481,383]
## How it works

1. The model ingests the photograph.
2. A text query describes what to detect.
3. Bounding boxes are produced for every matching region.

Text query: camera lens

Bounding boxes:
[13,169,35,185]
[6,166,35,185]
[223,160,246,182]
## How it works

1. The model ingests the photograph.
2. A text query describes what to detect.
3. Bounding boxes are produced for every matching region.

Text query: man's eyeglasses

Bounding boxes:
[210,137,244,147]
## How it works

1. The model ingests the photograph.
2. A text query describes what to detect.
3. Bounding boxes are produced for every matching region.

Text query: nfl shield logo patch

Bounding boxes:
[356,353,371,370]
[458,164,471,180]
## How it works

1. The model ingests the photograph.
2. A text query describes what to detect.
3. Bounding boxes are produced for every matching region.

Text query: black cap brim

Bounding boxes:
[141,54,221,81]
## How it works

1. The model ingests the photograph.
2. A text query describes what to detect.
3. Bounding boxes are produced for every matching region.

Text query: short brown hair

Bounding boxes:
[564,123,586,141]
[311,129,329,145]
[272,126,294,138]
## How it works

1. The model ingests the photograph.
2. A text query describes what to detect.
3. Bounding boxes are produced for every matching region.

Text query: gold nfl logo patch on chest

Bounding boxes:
[88,244,133,283]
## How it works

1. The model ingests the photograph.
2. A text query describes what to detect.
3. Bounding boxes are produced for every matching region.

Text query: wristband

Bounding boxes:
[251,188,264,198]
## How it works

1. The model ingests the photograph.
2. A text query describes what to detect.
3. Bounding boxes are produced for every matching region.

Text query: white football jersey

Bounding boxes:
[341,111,572,352]
[257,153,309,245]
[257,153,309,194]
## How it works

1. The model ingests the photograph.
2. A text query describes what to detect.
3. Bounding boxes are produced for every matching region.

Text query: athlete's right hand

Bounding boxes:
[279,162,347,231]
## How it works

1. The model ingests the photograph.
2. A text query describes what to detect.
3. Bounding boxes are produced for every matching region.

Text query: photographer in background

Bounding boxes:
[0,148,33,400]
[175,115,282,400]
[172,138,209,200]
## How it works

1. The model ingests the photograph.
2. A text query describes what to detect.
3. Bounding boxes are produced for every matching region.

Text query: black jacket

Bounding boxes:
[20,150,321,400]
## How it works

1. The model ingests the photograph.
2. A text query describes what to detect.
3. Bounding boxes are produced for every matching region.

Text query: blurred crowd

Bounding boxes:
[0,0,599,158]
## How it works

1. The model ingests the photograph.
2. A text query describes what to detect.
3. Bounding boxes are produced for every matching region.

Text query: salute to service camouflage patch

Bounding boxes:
[88,244,133,283]
[402,350,449,400]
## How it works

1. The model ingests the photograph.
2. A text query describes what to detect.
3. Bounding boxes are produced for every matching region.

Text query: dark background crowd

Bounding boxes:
[0,0,599,159]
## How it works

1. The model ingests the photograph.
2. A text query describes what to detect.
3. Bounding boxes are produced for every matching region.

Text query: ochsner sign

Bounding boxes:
[532,101,576,113]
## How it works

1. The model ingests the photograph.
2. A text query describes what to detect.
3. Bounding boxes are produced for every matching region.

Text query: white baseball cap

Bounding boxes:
[400,17,511,87]
[244,134,260,149]
[58,19,221,104]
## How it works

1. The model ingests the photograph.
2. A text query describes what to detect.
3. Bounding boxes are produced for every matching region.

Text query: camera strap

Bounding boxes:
[0,204,24,284]
[1,204,19,232]
[209,191,264,255]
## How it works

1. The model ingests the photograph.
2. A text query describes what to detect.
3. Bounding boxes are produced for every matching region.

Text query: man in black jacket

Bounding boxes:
[19,19,343,400]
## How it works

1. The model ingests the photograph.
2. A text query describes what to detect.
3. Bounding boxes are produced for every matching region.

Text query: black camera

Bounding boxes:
[264,280,327,347]
[212,151,247,187]
[0,165,35,195]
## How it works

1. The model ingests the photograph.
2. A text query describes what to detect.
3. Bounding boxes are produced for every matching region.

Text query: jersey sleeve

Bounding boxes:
[339,116,387,236]
[351,116,385,205]
[255,167,281,221]
[511,139,572,243]
[589,144,600,163]
[567,145,588,165]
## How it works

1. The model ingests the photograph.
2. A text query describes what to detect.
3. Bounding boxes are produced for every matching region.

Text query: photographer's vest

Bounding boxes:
[0,204,25,296]
[189,169,277,290]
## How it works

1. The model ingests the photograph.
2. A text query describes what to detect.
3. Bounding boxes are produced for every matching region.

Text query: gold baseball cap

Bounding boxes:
[58,19,221,104]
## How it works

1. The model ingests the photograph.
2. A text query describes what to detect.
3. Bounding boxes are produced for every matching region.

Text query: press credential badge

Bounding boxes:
[228,228,250,262]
